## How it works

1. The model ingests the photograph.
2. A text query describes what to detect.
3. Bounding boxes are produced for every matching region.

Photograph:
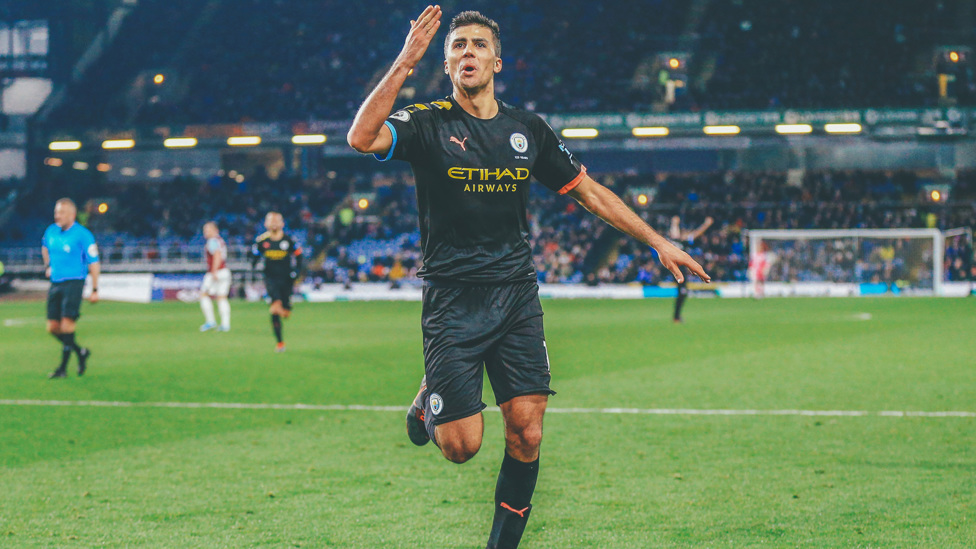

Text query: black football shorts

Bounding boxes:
[421,279,555,425]
[47,279,85,321]
[265,276,294,309]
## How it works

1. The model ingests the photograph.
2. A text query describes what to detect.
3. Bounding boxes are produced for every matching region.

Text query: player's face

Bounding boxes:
[265,214,284,232]
[203,223,217,239]
[444,25,501,93]
[54,203,75,229]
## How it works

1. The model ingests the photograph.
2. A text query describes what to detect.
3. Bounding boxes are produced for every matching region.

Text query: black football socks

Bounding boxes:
[674,292,686,321]
[271,314,283,343]
[486,451,539,549]
[58,332,81,369]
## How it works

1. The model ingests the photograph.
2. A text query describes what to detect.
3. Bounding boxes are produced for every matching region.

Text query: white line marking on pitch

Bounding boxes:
[0,399,972,418]
[3,318,38,327]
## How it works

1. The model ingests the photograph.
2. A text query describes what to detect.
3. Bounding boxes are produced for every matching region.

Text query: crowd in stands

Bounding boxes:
[2,168,337,260]
[43,0,973,130]
[2,168,974,285]
[312,168,976,286]
[690,0,970,110]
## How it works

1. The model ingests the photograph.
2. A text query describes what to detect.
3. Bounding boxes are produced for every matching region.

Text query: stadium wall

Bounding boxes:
[24,278,973,303]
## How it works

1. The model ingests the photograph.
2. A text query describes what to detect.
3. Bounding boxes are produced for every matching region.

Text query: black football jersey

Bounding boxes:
[377,95,585,283]
[251,232,302,280]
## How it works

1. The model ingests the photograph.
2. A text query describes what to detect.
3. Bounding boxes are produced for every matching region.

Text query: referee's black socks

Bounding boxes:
[271,314,283,343]
[58,332,81,367]
[487,451,539,549]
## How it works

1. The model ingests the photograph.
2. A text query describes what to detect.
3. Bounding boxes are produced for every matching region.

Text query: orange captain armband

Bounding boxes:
[557,166,587,195]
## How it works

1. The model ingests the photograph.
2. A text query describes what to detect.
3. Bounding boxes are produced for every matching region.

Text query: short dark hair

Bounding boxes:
[444,11,501,58]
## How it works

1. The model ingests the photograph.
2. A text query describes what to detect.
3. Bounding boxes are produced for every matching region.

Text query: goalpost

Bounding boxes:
[747,229,945,296]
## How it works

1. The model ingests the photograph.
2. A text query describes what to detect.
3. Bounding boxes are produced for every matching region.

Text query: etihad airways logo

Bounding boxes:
[448,166,528,192]
[447,167,530,181]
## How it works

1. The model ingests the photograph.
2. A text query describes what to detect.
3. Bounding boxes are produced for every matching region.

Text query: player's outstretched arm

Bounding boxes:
[568,176,711,283]
[686,216,714,241]
[347,5,442,155]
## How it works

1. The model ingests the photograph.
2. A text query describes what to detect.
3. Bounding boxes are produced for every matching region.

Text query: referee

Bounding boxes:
[42,198,99,379]
[347,7,709,548]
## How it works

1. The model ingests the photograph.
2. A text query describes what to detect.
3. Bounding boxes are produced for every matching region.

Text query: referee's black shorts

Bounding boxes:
[47,279,85,321]
[265,276,295,309]
[421,279,555,426]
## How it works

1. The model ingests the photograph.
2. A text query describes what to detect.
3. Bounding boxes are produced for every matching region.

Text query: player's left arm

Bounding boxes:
[567,175,710,283]
[250,240,262,271]
[292,241,304,281]
[88,262,101,303]
[84,231,100,303]
[41,245,51,279]
[686,216,714,242]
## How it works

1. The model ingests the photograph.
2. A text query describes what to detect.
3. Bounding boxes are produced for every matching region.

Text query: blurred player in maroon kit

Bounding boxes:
[200,221,231,332]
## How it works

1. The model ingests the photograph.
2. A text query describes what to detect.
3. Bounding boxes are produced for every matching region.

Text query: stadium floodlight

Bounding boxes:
[44,157,63,167]
[49,141,82,151]
[102,139,135,149]
[703,125,740,135]
[164,137,198,148]
[72,161,89,170]
[824,123,862,134]
[292,134,327,145]
[561,128,599,138]
[775,124,813,135]
[96,163,112,172]
[632,127,669,137]
[227,136,261,146]
[120,167,137,176]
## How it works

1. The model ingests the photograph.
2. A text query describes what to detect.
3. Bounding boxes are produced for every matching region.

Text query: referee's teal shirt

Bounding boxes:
[42,223,99,283]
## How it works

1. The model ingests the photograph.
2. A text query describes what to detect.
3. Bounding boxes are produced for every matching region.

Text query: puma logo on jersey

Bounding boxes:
[450,136,468,151]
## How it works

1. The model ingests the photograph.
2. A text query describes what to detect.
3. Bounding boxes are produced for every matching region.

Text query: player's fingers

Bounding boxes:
[425,19,441,38]
[416,5,436,27]
[687,260,711,283]
[422,10,441,35]
[665,262,684,284]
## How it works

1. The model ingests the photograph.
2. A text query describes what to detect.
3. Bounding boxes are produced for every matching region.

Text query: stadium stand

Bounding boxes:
[3,166,974,283]
[43,0,975,129]
[690,0,972,110]
[3,1,974,287]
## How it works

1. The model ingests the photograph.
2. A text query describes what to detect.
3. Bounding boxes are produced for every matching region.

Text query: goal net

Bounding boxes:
[747,229,944,296]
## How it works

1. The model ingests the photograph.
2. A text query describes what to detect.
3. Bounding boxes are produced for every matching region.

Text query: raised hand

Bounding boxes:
[656,241,711,284]
[397,5,442,69]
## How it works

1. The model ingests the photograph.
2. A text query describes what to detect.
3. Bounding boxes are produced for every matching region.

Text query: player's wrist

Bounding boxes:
[391,58,418,74]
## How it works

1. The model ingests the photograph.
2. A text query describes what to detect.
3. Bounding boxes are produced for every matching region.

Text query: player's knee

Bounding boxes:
[440,438,481,464]
[505,424,543,454]
[46,322,60,334]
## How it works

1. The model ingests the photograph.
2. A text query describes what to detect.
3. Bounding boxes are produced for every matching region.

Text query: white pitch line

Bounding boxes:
[3,318,38,327]
[0,399,973,418]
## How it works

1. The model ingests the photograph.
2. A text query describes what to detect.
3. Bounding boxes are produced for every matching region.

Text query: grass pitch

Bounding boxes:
[1,296,974,547]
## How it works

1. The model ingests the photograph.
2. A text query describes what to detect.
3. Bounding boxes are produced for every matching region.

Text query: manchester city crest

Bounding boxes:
[510,133,528,153]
